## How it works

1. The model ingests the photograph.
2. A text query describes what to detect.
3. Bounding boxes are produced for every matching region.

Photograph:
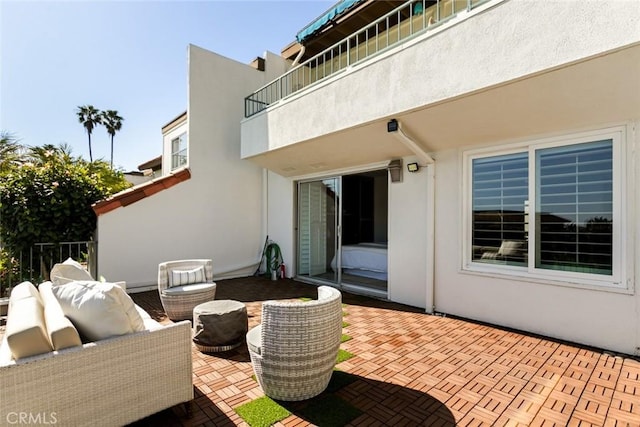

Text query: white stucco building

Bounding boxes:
[95,0,640,355]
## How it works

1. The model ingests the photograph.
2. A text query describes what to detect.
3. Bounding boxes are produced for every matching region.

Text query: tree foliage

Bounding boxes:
[0,142,131,254]
[0,131,22,174]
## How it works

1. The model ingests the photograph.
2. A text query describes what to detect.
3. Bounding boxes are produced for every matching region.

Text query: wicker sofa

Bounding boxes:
[0,280,193,427]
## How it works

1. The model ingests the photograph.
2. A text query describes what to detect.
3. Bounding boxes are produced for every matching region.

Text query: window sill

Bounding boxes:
[459,264,633,295]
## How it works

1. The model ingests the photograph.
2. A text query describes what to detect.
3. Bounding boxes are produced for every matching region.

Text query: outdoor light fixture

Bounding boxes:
[388,159,403,183]
[407,162,420,173]
[387,119,398,133]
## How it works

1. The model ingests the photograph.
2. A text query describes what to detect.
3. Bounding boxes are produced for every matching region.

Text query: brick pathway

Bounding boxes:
[126,276,640,427]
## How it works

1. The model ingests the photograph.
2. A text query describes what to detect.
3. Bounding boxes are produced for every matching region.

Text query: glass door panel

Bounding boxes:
[297,178,340,284]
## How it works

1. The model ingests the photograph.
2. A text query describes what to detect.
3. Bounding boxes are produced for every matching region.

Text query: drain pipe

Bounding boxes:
[290,45,306,69]
[387,119,434,165]
[426,159,436,314]
[387,119,437,314]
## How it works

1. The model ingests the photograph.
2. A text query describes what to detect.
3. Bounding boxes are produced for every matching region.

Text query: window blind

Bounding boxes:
[472,152,528,265]
[536,140,613,275]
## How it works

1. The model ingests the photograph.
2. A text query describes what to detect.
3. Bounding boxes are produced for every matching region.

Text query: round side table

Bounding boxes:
[192,300,248,352]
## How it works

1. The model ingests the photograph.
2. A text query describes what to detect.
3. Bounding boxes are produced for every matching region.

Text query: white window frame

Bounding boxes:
[171,132,188,170]
[462,126,630,292]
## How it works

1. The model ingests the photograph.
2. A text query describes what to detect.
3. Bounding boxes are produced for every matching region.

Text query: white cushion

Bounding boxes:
[50,258,94,285]
[498,240,525,256]
[9,281,43,306]
[112,281,127,291]
[0,338,12,366]
[169,266,206,287]
[133,304,162,330]
[162,282,216,296]
[51,281,145,341]
[5,296,53,359]
[246,324,262,355]
[135,304,152,321]
[38,282,82,350]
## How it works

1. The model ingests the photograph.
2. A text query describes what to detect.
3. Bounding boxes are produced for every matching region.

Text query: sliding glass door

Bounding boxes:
[297,178,340,284]
[297,170,389,296]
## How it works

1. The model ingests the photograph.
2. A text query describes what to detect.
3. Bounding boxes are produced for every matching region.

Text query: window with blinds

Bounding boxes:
[536,140,613,275]
[466,129,622,286]
[472,153,528,266]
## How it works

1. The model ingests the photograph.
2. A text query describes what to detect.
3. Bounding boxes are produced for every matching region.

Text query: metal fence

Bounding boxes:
[0,241,97,297]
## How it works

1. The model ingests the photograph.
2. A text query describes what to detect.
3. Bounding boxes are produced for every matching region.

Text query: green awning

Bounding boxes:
[296,0,366,43]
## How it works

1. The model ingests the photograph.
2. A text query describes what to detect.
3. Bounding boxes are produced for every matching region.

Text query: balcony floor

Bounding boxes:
[126,276,640,426]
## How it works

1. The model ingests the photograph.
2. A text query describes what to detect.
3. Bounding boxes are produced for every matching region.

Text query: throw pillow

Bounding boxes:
[5,295,53,359]
[38,282,82,350]
[51,281,145,341]
[170,266,206,287]
[9,281,44,306]
[50,257,94,286]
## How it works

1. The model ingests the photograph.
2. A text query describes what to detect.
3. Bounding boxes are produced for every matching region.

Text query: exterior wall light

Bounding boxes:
[407,162,420,172]
[388,159,403,183]
[387,119,398,133]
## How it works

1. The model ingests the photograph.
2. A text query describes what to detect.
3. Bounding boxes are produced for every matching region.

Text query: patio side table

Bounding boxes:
[192,300,248,352]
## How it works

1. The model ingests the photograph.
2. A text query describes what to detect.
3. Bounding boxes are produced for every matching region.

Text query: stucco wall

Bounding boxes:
[97,45,274,288]
[388,156,430,309]
[266,171,295,276]
[433,122,639,355]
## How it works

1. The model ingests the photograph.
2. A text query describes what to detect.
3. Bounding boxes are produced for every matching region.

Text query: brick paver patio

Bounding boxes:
[2,276,637,426]
[127,276,640,427]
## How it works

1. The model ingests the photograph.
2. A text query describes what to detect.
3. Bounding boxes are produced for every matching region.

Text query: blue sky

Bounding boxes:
[0,0,333,171]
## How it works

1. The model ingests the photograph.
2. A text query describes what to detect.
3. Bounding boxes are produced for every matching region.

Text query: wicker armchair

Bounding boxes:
[246,286,343,401]
[158,259,217,320]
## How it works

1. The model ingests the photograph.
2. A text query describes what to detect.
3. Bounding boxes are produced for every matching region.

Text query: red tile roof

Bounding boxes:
[92,168,191,216]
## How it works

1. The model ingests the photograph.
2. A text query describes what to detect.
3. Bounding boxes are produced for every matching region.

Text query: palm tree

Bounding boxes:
[27,143,74,166]
[76,105,102,162]
[28,144,59,164]
[0,131,22,173]
[100,110,124,168]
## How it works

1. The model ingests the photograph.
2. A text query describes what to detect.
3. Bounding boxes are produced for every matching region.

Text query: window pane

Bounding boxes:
[472,153,528,266]
[535,140,613,275]
[171,133,188,170]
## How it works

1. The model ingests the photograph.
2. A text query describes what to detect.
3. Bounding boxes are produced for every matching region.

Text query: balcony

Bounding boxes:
[245,0,489,118]
[240,0,640,177]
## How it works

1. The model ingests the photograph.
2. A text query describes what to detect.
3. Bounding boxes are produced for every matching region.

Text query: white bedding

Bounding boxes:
[331,243,388,281]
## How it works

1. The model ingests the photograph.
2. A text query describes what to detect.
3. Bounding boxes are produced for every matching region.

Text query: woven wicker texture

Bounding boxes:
[158,259,216,320]
[248,286,342,401]
[0,321,193,427]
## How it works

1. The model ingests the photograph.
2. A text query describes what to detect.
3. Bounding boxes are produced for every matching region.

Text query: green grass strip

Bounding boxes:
[340,333,352,343]
[336,348,355,364]
[342,321,349,328]
[235,396,290,427]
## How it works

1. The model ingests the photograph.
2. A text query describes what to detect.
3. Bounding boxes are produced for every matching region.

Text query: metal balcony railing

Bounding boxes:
[245,0,491,117]
[0,241,97,297]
